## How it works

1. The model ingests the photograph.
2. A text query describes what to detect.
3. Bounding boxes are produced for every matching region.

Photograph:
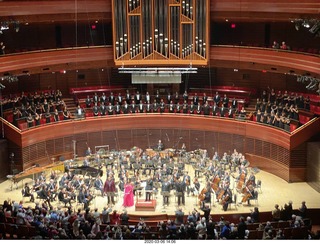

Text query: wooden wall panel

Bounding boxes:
[101,131,117,151]
[307,142,320,192]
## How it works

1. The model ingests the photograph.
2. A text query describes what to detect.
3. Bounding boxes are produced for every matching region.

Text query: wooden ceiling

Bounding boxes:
[0,0,319,24]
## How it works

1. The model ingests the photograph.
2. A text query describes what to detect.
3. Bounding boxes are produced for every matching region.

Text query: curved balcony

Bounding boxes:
[0,45,319,77]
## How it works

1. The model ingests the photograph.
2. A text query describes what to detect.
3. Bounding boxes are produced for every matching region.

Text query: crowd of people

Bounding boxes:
[74,90,244,119]
[0,196,317,240]
[254,88,309,131]
[0,87,314,131]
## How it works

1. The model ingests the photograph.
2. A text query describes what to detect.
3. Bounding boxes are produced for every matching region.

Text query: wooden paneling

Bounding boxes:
[3,115,320,182]
[307,142,320,193]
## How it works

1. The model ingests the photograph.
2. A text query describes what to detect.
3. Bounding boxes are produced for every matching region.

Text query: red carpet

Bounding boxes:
[135,200,157,211]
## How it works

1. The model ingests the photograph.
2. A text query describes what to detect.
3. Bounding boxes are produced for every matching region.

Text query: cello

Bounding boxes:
[236,173,246,192]
[198,188,207,206]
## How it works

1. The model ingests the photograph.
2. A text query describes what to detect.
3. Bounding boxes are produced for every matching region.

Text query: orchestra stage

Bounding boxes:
[1,160,319,220]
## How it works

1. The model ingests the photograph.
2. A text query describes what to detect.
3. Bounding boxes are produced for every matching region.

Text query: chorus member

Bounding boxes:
[92,103,99,116]
[109,92,115,105]
[107,102,114,115]
[104,176,116,205]
[26,113,34,128]
[100,102,107,116]
[123,179,134,207]
[85,95,92,108]
[100,92,107,104]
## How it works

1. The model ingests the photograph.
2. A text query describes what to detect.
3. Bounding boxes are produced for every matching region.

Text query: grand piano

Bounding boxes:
[7,162,65,190]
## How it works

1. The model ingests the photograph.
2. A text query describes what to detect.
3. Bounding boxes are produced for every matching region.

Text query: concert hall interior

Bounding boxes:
[0,0,320,240]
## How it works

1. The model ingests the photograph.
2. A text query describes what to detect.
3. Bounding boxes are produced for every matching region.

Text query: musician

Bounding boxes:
[145,91,151,104]
[47,179,58,202]
[245,185,255,206]
[159,99,165,113]
[93,103,100,116]
[85,147,92,156]
[37,185,52,207]
[76,105,85,118]
[104,175,116,205]
[138,101,145,113]
[152,99,159,113]
[193,93,199,106]
[62,108,71,120]
[145,176,154,201]
[182,100,188,114]
[107,102,114,115]
[212,102,219,116]
[26,113,34,128]
[125,90,131,104]
[146,101,152,113]
[222,187,233,211]
[85,95,92,108]
[203,101,210,116]
[58,188,72,207]
[231,97,238,109]
[222,94,229,108]
[94,175,104,196]
[134,91,141,104]
[72,175,82,189]
[83,156,90,167]
[213,92,221,105]
[196,103,202,115]
[78,185,93,209]
[247,172,256,187]
[189,103,195,114]
[157,140,164,151]
[114,101,121,114]
[183,171,191,196]
[22,183,35,202]
[44,109,52,123]
[100,92,107,104]
[161,177,171,205]
[117,92,123,105]
[201,184,212,208]
[175,177,186,206]
[122,100,129,114]
[191,177,200,196]
[109,92,115,105]
[130,100,137,113]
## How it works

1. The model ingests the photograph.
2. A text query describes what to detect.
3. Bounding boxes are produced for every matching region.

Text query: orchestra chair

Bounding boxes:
[252,190,259,206]
[256,180,262,193]
[228,194,238,210]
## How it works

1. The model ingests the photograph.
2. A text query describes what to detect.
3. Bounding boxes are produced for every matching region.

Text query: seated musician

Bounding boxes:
[190,177,200,196]
[22,183,35,202]
[37,185,52,207]
[83,156,90,167]
[221,187,233,211]
[58,188,72,207]
[245,185,255,206]
[47,179,58,202]
[77,185,93,209]
[201,183,212,208]
[248,172,256,187]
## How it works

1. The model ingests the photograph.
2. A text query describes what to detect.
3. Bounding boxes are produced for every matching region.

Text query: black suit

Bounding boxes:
[145,179,153,201]
[175,181,186,205]
[161,181,171,205]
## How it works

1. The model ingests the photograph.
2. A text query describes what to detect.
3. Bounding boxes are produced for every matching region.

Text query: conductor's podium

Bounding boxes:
[135,190,157,211]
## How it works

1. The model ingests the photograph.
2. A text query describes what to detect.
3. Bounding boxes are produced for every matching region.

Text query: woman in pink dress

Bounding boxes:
[123,179,134,207]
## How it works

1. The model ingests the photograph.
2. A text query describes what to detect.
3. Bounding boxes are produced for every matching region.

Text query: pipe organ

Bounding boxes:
[112,0,209,66]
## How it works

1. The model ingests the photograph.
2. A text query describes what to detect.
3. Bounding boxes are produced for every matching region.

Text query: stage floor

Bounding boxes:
[1,163,320,218]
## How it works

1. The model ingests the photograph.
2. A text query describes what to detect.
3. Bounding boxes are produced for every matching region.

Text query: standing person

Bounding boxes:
[123,179,134,207]
[298,201,307,219]
[145,175,153,201]
[175,177,186,206]
[104,175,116,205]
[272,204,281,221]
